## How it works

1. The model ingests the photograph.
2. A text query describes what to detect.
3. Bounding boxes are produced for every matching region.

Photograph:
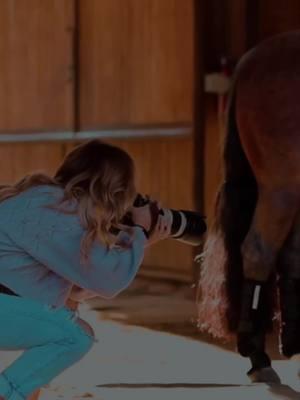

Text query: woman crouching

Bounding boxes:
[0,139,170,400]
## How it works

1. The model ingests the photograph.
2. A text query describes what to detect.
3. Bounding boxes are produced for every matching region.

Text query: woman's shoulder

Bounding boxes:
[0,184,79,233]
[0,185,68,220]
[23,184,63,197]
[5,184,64,207]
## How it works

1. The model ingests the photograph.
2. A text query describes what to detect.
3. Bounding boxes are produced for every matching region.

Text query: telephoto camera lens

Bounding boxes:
[159,208,206,246]
[133,194,206,246]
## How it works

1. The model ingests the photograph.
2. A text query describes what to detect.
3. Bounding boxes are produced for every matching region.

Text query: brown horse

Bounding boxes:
[198,31,300,383]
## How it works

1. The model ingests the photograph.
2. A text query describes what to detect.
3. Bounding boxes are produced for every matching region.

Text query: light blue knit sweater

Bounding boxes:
[0,185,146,307]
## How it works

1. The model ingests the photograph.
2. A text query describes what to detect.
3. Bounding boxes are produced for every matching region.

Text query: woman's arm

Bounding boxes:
[7,196,147,299]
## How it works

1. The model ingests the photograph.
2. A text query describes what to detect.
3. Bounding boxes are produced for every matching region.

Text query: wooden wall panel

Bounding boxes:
[0,0,74,132]
[0,1,196,281]
[258,0,300,40]
[66,137,195,281]
[0,143,65,184]
[228,0,247,59]
[79,0,194,128]
[76,0,196,280]
[203,0,228,71]
[203,0,248,70]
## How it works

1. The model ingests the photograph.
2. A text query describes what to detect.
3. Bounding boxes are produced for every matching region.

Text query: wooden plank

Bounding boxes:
[229,0,248,57]
[258,0,300,40]
[0,0,74,132]
[245,0,259,49]
[79,0,194,128]
[0,143,65,184]
[66,137,196,280]
[193,0,205,214]
[202,0,228,71]
[203,0,249,67]
[0,125,191,143]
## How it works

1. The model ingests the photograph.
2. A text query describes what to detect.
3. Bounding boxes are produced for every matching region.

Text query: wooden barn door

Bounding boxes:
[0,0,74,182]
[70,0,197,281]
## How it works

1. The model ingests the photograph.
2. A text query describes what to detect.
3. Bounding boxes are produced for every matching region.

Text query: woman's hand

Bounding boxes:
[130,203,152,232]
[146,213,172,246]
[69,285,98,302]
[65,297,80,311]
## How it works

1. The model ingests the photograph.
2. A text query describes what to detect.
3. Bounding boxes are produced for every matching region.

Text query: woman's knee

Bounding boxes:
[75,318,95,339]
[65,317,95,358]
[75,318,95,350]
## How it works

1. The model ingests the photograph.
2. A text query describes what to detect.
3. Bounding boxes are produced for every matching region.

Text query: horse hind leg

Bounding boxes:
[238,187,299,382]
[242,188,299,282]
[278,210,300,364]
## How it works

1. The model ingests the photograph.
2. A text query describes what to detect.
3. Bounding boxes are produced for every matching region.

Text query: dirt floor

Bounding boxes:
[1,276,300,399]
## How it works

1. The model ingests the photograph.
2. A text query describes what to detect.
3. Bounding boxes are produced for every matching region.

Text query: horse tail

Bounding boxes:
[197,72,258,341]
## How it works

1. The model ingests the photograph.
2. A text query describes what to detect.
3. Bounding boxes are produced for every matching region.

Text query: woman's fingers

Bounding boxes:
[150,214,171,242]
[158,215,166,236]
[130,204,152,231]
[65,297,80,310]
[159,214,171,235]
[165,216,172,236]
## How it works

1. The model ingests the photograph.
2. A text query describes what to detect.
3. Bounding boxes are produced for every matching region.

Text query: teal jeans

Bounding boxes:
[0,293,97,400]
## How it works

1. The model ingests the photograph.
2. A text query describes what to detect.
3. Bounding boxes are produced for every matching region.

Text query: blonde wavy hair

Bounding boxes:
[0,139,136,264]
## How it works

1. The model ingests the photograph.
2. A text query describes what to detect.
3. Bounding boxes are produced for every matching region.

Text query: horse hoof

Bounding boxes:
[247,366,281,384]
[290,354,300,378]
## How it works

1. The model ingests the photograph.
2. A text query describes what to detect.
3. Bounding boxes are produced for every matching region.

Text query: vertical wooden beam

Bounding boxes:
[193,0,205,279]
[227,0,248,60]
[203,0,229,71]
[61,0,79,159]
[193,0,204,211]
[258,0,300,41]
[246,0,259,49]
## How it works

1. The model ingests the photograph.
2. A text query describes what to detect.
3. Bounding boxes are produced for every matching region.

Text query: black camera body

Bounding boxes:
[124,194,207,246]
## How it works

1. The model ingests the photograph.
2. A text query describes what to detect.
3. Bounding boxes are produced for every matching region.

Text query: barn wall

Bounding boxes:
[79,0,194,128]
[258,0,300,40]
[0,0,74,133]
[2,0,299,279]
[0,0,199,282]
